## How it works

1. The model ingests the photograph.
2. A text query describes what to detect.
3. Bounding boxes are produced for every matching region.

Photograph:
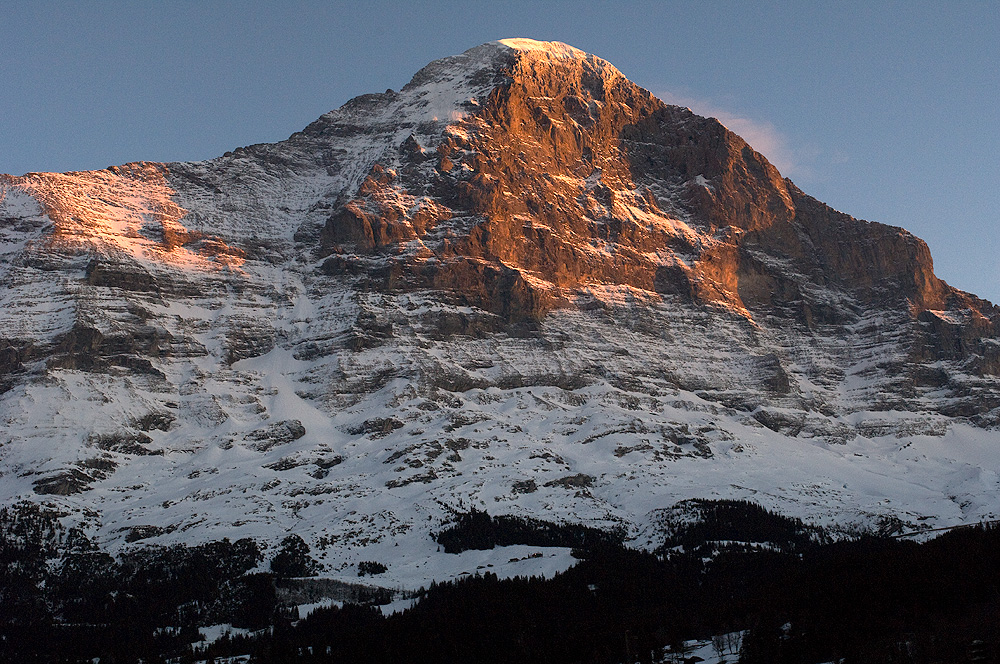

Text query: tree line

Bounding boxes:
[3,500,999,663]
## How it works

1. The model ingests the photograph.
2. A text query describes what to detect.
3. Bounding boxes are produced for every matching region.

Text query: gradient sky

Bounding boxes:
[3,1,997,303]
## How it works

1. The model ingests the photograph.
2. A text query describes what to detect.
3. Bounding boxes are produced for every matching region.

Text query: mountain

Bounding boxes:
[1,39,999,587]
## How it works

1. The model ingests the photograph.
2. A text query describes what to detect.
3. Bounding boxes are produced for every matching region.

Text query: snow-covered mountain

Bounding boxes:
[2,39,999,587]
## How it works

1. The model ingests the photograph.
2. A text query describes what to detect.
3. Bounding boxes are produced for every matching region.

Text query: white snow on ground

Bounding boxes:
[199,624,257,644]
[1,232,997,590]
[296,599,343,618]
[3,313,996,591]
[672,631,745,664]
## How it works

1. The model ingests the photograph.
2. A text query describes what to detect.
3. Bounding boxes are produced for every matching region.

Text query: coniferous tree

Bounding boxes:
[270,534,320,578]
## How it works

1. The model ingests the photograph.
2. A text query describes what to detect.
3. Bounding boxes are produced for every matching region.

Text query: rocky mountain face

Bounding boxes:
[1,39,999,585]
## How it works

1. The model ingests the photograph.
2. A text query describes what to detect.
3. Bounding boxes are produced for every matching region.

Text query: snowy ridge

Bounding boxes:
[497,38,592,61]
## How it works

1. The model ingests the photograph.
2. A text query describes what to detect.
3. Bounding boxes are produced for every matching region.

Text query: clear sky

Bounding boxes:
[2,1,997,303]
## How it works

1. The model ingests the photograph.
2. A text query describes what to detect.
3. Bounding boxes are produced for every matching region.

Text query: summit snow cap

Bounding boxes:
[495,38,589,60]
[492,38,622,76]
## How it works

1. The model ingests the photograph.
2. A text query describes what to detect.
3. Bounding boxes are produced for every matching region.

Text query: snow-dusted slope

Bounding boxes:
[1,40,999,588]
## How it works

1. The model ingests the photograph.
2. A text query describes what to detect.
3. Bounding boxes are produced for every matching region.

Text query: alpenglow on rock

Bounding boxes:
[1,39,998,584]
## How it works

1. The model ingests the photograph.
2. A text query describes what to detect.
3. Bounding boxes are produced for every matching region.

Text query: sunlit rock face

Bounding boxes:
[1,40,999,585]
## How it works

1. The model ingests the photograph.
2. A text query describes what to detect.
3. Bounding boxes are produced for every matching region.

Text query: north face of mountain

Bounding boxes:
[309,39,985,329]
[0,40,999,585]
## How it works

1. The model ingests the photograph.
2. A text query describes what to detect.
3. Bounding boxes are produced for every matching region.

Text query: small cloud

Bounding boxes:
[655,91,800,178]
[831,149,850,165]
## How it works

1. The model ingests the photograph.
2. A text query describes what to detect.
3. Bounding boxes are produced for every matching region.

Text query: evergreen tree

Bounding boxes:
[270,534,320,578]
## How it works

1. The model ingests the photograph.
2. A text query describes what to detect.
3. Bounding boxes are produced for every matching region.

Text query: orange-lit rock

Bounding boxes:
[317,41,977,336]
[6,163,243,271]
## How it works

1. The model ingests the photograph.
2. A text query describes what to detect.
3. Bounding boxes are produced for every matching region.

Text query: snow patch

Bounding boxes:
[497,38,589,60]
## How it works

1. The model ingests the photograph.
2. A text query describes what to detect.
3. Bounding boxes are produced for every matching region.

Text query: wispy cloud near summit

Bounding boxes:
[655,91,802,178]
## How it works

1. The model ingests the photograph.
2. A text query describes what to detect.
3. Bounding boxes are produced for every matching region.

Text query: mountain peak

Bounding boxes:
[2,40,1000,590]
[494,38,590,59]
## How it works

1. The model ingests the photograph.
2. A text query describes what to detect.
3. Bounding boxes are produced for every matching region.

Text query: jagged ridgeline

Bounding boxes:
[1,38,1000,661]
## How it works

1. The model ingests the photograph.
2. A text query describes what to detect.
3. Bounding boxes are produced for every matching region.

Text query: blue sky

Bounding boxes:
[2,1,997,303]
